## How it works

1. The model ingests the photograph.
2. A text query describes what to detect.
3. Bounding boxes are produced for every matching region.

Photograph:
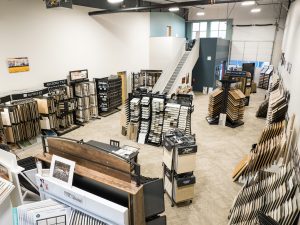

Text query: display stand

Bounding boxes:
[162,130,196,207]
[94,76,122,117]
[206,80,245,128]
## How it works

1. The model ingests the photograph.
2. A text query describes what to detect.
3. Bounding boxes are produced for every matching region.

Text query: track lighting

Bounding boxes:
[169,7,179,12]
[241,1,255,6]
[107,0,123,3]
[197,12,205,16]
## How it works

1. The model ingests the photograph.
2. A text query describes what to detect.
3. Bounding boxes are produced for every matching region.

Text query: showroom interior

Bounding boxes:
[0,0,299,224]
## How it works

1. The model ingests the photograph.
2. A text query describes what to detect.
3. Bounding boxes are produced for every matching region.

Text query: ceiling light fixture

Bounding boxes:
[241,1,255,6]
[251,8,261,13]
[169,7,179,12]
[107,0,123,3]
[197,12,205,16]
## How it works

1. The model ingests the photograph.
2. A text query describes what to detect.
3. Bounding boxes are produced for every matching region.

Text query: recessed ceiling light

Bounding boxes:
[197,12,205,16]
[107,0,123,3]
[251,8,261,13]
[169,7,179,12]
[241,1,255,6]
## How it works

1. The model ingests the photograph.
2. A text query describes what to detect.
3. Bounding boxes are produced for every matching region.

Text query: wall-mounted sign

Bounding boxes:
[11,88,49,101]
[69,69,88,82]
[44,79,68,88]
[7,57,30,73]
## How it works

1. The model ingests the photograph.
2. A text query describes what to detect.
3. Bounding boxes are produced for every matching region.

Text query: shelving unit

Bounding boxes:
[43,80,79,136]
[258,66,273,90]
[147,96,165,146]
[0,99,41,144]
[95,76,122,117]
[132,70,162,91]
[162,129,197,207]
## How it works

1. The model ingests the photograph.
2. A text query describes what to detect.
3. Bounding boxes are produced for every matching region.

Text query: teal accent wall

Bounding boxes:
[186,19,233,40]
[150,12,186,38]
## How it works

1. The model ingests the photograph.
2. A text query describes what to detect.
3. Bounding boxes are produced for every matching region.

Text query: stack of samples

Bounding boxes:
[178,106,189,133]
[128,98,140,141]
[75,82,91,123]
[256,99,269,118]
[226,89,246,123]
[232,120,286,181]
[35,97,58,130]
[162,103,181,133]
[0,99,40,143]
[47,85,78,134]
[162,129,197,206]
[267,86,289,125]
[138,97,151,144]
[16,199,72,225]
[89,81,98,118]
[207,88,223,120]
[228,162,299,225]
[148,98,165,145]
[95,76,122,114]
[69,209,108,225]
[258,66,273,90]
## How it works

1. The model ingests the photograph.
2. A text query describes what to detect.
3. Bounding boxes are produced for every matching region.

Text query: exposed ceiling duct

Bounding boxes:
[88,0,252,16]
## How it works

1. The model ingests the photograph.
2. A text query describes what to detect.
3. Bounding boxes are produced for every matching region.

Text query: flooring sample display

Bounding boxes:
[207,88,223,119]
[267,86,289,125]
[95,76,122,114]
[227,89,246,122]
[74,82,91,123]
[162,103,181,133]
[148,98,165,145]
[0,99,41,143]
[138,97,151,143]
[256,98,269,118]
[228,162,300,225]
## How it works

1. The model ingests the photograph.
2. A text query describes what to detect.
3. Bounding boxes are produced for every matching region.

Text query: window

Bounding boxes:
[210,21,227,39]
[192,22,207,39]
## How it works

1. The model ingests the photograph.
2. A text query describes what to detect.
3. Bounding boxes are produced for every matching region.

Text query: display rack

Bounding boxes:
[147,94,166,146]
[206,80,245,128]
[132,70,162,91]
[95,76,122,117]
[225,71,252,106]
[258,66,274,90]
[43,79,80,136]
[0,98,41,144]
[162,129,197,207]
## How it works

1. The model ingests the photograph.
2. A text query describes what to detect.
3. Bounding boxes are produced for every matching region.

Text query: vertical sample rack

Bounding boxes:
[162,129,197,207]
[95,75,122,117]
[43,79,79,136]
[69,69,90,124]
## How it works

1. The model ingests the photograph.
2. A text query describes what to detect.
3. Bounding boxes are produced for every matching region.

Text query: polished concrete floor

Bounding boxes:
[18,89,267,225]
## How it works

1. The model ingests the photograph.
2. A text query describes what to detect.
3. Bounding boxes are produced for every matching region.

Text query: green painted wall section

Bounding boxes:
[150,12,186,38]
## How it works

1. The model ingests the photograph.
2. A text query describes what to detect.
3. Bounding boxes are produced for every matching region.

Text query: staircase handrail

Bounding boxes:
[152,42,186,93]
[168,39,200,94]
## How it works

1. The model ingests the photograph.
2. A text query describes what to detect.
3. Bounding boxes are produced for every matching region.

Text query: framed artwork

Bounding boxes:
[50,155,75,186]
[7,57,30,73]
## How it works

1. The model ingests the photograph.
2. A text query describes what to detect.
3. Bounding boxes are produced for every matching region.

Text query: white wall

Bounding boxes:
[278,0,300,149]
[149,37,186,70]
[188,2,287,66]
[0,0,150,94]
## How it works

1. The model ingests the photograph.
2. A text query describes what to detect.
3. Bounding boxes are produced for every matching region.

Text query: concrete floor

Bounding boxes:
[18,89,267,225]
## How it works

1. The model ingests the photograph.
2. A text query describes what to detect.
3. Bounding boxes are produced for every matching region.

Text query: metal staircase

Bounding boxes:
[163,52,190,93]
